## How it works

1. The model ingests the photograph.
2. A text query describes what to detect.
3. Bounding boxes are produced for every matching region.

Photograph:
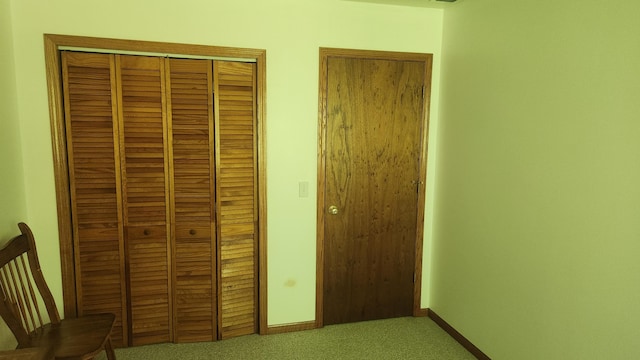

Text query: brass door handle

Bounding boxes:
[328,205,339,215]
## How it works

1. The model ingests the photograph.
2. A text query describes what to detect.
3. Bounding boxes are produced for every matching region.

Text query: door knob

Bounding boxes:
[328,205,339,215]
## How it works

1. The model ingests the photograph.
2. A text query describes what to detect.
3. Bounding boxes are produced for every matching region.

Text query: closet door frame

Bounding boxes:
[44,34,267,334]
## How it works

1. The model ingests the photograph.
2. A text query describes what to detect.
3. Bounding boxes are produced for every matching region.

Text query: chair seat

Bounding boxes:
[27,313,115,360]
[0,347,50,360]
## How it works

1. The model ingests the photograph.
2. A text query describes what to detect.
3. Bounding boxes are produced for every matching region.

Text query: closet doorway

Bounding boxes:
[316,48,433,326]
[44,34,267,347]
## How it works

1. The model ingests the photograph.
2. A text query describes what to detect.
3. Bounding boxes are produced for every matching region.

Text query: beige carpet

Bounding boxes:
[101,317,476,359]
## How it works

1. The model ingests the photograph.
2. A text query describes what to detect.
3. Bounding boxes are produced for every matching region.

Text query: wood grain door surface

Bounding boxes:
[116,54,173,346]
[61,51,258,347]
[323,54,426,325]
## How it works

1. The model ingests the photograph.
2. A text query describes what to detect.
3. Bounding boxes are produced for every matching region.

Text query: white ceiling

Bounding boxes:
[344,0,463,9]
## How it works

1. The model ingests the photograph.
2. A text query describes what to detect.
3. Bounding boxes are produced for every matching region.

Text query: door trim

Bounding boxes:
[43,34,268,334]
[316,48,433,327]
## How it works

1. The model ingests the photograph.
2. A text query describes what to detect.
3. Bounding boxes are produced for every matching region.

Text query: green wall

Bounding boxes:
[434,0,640,358]
[0,0,26,349]
[4,0,443,345]
[0,0,26,239]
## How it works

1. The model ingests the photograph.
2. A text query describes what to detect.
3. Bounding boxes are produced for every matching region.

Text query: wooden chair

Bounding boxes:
[0,222,116,359]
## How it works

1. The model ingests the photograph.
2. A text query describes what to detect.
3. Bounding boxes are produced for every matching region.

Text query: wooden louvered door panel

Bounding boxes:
[167,58,217,342]
[214,61,258,339]
[116,55,172,346]
[61,52,128,347]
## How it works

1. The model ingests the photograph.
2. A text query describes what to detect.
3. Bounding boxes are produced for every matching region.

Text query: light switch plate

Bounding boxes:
[299,181,309,198]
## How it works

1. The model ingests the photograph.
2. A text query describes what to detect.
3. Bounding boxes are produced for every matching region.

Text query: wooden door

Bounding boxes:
[320,51,430,325]
[166,58,217,342]
[116,55,172,346]
[61,51,128,346]
[59,49,259,347]
[214,61,258,339]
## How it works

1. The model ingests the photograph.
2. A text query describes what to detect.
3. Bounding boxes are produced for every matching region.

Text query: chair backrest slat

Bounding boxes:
[13,254,43,332]
[0,266,23,332]
[7,261,32,333]
[20,254,44,330]
[0,271,6,304]
[0,267,15,310]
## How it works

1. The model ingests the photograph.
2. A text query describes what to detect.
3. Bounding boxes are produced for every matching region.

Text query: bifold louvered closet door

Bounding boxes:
[61,51,257,347]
